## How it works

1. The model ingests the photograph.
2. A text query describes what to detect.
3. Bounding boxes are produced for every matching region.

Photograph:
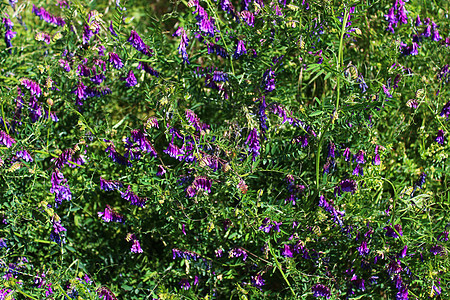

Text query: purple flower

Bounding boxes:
[384,224,403,238]
[105,142,132,167]
[352,164,364,176]
[32,5,65,26]
[354,150,365,164]
[421,25,432,37]
[373,145,381,165]
[98,205,124,223]
[357,240,370,256]
[233,40,247,59]
[281,244,294,257]
[387,259,403,274]
[186,176,212,197]
[173,248,200,261]
[436,130,445,144]
[440,100,450,119]
[130,129,157,156]
[164,142,185,160]
[0,130,16,148]
[131,239,143,253]
[121,185,146,207]
[240,11,255,26]
[433,30,442,42]
[246,128,260,161]
[339,179,357,194]
[59,59,71,72]
[415,15,422,26]
[430,245,444,255]
[20,78,41,97]
[156,165,166,176]
[128,30,153,56]
[229,247,248,261]
[173,27,189,64]
[50,169,72,206]
[207,43,228,58]
[262,68,276,92]
[99,177,123,191]
[179,279,191,290]
[98,287,117,300]
[399,245,408,258]
[109,21,118,37]
[16,150,33,162]
[108,52,124,69]
[311,283,331,298]
[343,147,352,161]
[137,62,159,77]
[318,195,344,227]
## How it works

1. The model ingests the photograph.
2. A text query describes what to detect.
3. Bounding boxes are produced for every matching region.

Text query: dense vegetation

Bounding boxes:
[0,0,449,298]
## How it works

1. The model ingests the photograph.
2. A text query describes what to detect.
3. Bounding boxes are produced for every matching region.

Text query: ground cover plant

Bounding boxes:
[0,0,449,298]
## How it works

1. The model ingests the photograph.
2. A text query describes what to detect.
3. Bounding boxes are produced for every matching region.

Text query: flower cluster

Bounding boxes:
[32,5,65,26]
[98,205,124,223]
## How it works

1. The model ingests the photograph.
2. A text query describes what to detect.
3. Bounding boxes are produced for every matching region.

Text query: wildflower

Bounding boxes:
[339,179,357,194]
[229,247,248,261]
[281,244,294,257]
[131,239,143,253]
[399,245,408,258]
[352,164,364,176]
[16,150,33,162]
[212,71,228,82]
[246,128,260,161]
[121,185,146,207]
[240,11,255,26]
[357,240,370,256]
[439,100,450,119]
[156,165,166,176]
[108,52,124,69]
[32,5,65,26]
[109,21,118,37]
[59,59,71,72]
[164,142,185,160]
[415,15,422,26]
[98,205,124,223]
[0,130,16,148]
[207,43,228,58]
[436,130,445,144]
[318,195,344,227]
[186,176,212,197]
[293,135,308,147]
[387,259,403,274]
[0,238,7,248]
[179,279,191,290]
[384,224,403,238]
[128,30,153,56]
[50,169,72,206]
[99,177,122,191]
[97,287,117,300]
[173,27,189,64]
[311,283,331,298]
[262,68,276,92]
[130,129,157,156]
[172,248,200,261]
[430,245,444,255]
[20,78,41,97]
[373,145,381,165]
[233,40,247,59]
[343,147,352,161]
[105,142,132,167]
[137,62,159,77]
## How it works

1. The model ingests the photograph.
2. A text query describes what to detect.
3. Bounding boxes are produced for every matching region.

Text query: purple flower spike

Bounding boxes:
[109,21,118,37]
[121,185,146,207]
[20,78,41,97]
[339,179,357,194]
[131,239,143,253]
[233,40,247,59]
[137,62,159,77]
[281,244,294,257]
[173,27,189,64]
[98,205,124,223]
[108,52,124,69]
[436,130,445,144]
[99,177,123,191]
[16,150,33,162]
[128,30,153,56]
[311,283,331,298]
[384,224,403,238]
[251,274,265,288]
[50,169,72,206]
[246,128,260,161]
[0,130,16,148]
[440,100,450,119]
[179,279,191,290]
